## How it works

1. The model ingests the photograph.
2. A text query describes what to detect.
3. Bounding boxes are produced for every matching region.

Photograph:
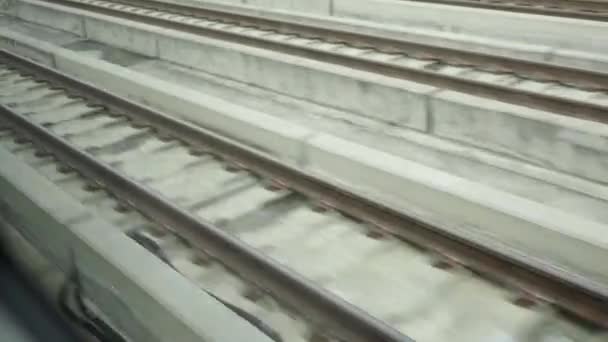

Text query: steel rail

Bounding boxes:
[1,49,607,330]
[45,0,608,124]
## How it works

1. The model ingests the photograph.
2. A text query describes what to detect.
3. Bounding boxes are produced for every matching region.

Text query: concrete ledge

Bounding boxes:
[548,48,608,74]
[84,16,159,57]
[4,32,608,292]
[177,0,331,14]
[55,48,314,163]
[430,91,608,183]
[244,0,330,14]
[0,146,274,342]
[0,31,57,66]
[157,36,434,130]
[14,0,85,35]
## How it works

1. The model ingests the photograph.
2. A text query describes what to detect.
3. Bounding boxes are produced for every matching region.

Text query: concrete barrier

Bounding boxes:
[0,146,275,342]
[430,90,608,183]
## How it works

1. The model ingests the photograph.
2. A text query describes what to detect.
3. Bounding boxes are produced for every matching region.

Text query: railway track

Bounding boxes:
[0,50,607,341]
[399,0,608,22]
[36,0,608,124]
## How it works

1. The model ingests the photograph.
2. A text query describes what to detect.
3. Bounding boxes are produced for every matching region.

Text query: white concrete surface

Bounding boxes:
[430,91,608,183]
[174,0,331,14]
[158,35,434,130]
[9,0,85,35]
[0,145,276,342]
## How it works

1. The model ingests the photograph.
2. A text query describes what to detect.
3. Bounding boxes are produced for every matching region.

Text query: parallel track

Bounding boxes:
[400,0,608,22]
[39,0,608,124]
[0,50,607,341]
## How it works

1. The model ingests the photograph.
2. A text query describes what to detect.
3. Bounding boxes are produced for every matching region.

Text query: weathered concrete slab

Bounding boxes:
[158,35,433,130]
[54,46,313,164]
[430,90,608,183]
[0,35,56,65]
[172,0,331,14]
[0,145,275,342]
[84,17,159,57]
[14,0,85,35]
[2,16,80,45]
[245,0,330,14]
